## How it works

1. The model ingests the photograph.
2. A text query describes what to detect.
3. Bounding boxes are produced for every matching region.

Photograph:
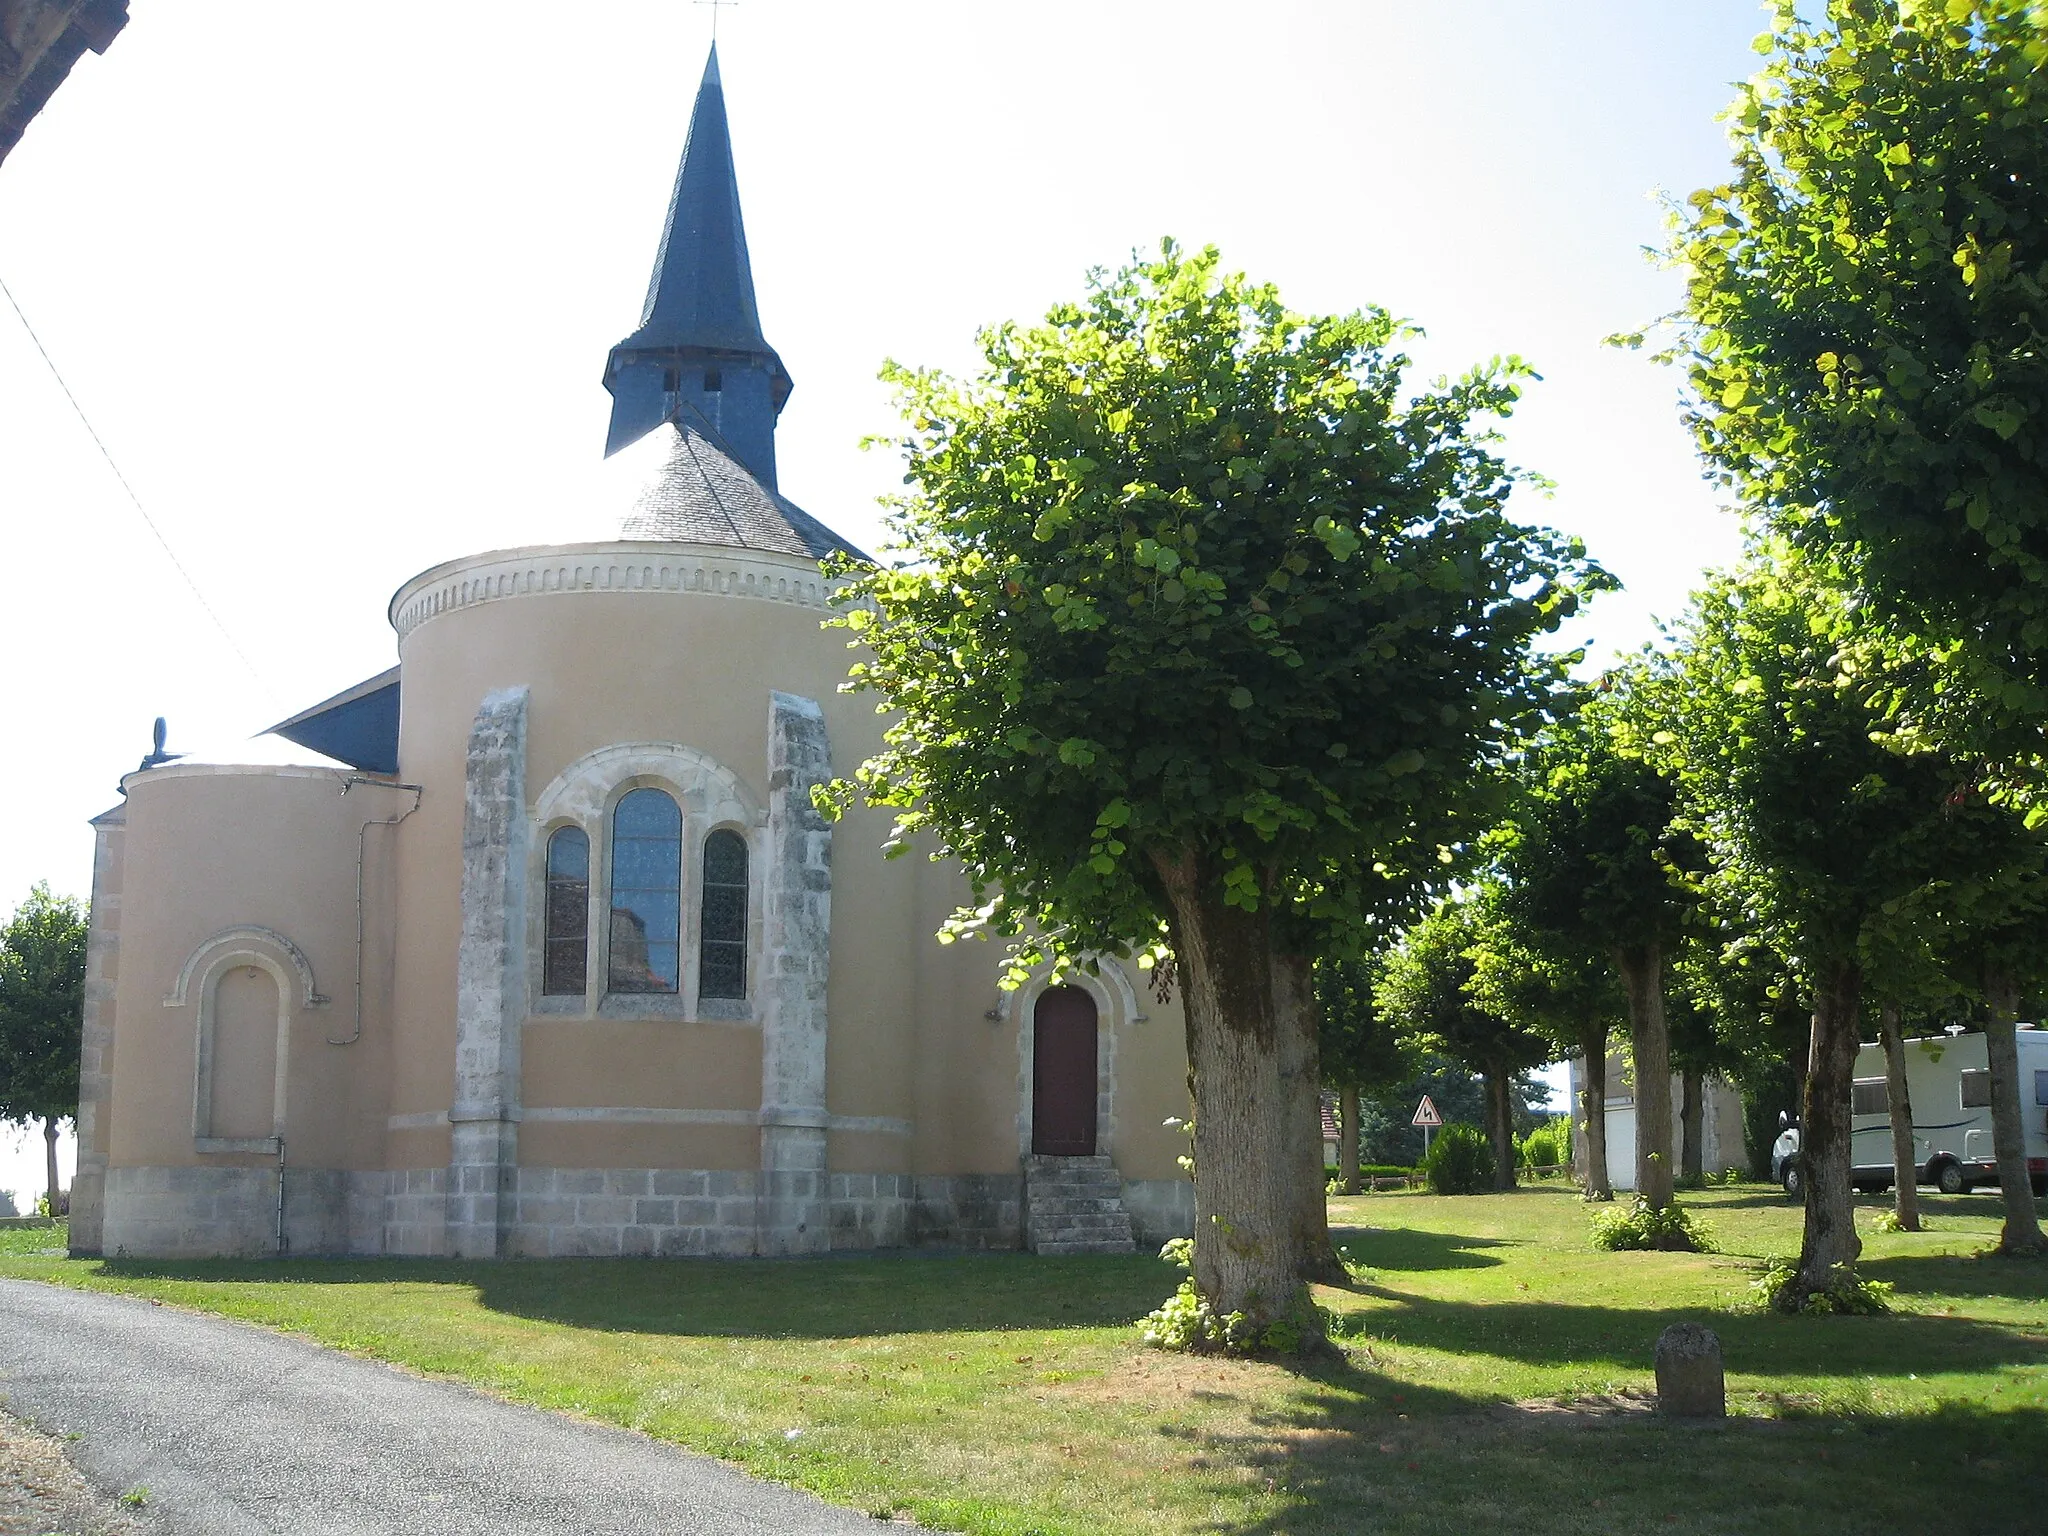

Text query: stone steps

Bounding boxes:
[1024,1154,1135,1255]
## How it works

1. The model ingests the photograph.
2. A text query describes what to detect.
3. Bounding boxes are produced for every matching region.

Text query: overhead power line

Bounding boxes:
[1,272,274,697]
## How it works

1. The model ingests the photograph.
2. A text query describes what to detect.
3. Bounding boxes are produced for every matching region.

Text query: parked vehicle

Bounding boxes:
[1777,1027,2048,1199]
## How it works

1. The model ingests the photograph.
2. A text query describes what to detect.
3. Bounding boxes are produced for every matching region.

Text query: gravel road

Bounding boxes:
[0,1279,890,1534]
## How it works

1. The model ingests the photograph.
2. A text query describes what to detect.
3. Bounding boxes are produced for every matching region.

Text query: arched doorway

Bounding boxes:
[1032,985,1098,1156]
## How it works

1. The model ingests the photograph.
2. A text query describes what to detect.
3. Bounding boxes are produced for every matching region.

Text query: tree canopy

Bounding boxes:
[1668,0,2048,772]
[1377,890,1549,1191]
[0,884,87,1209]
[830,242,1604,1341]
[1496,693,1702,1204]
[834,241,1607,971]
[1649,548,2024,1291]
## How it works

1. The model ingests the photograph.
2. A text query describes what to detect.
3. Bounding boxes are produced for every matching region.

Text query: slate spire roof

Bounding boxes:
[602,45,790,468]
[599,43,864,563]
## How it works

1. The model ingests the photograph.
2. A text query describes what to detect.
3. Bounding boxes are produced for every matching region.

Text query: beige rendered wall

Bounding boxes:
[106,765,395,1174]
[386,543,1192,1189]
[389,551,913,1174]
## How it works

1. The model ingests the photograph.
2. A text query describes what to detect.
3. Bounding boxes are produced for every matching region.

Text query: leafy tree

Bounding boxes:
[1378,892,1550,1191]
[1653,551,1977,1300]
[1467,894,1624,1198]
[1675,912,1810,1176]
[1497,695,1701,1207]
[1897,810,2048,1251]
[0,885,87,1212]
[828,243,1604,1337]
[1667,0,2048,781]
[1317,951,1411,1194]
[1666,960,1727,1186]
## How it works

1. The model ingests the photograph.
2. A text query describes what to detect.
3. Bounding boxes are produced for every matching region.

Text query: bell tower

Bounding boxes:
[601,45,791,489]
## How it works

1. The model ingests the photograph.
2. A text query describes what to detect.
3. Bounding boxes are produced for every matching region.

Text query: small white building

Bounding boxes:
[1566,1050,1747,1190]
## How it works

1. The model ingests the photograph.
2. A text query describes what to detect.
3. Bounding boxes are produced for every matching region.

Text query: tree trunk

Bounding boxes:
[1487,1063,1516,1191]
[1793,962,1863,1300]
[1339,1086,1361,1196]
[1981,968,2046,1256]
[1152,849,1321,1340]
[1679,1066,1704,1185]
[1274,950,1349,1286]
[1878,1002,1921,1233]
[43,1119,60,1215]
[1579,1023,1612,1201]
[1616,944,1674,1209]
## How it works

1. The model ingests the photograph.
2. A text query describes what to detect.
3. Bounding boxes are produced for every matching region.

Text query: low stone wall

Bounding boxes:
[100,1166,388,1259]
[1120,1177,1195,1247]
[828,1172,912,1249]
[95,1164,1154,1259]
[911,1173,1024,1249]
[384,1166,449,1256]
[506,1167,758,1258]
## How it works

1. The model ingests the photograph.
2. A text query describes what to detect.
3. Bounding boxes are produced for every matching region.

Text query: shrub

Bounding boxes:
[1517,1115,1572,1169]
[1137,1238,1333,1354]
[1749,1256,1893,1315]
[1423,1123,1495,1195]
[1867,1209,1926,1234]
[1588,1196,1714,1252]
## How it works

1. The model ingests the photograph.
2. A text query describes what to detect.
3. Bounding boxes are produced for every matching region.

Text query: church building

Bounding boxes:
[67,48,1195,1261]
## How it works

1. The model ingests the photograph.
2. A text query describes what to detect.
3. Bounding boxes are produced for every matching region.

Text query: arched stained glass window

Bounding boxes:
[699,829,748,1000]
[608,789,681,994]
[542,826,590,995]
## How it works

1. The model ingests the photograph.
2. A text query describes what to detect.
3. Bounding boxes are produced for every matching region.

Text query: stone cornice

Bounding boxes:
[387,541,838,645]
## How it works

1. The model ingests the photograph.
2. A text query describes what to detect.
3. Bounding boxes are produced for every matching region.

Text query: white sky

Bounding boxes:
[0,2,1774,1170]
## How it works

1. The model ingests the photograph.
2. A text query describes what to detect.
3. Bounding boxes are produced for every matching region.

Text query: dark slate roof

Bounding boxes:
[0,0,129,168]
[264,667,401,775]
[617,45,777,362]
[617,413,868,562]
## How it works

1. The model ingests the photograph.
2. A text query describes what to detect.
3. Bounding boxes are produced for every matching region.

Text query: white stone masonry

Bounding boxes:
[447,687,530,1258]
[757,691,833,1256]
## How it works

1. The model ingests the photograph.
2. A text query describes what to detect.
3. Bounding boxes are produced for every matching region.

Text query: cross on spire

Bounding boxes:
[694,0,738,39]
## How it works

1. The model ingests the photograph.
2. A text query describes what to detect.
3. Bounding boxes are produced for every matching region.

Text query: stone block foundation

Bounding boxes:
[506,1168,758,1257]
[91,1165,1183,1259]
[101,1166,390,1259]
[1119,1177,1196,1248]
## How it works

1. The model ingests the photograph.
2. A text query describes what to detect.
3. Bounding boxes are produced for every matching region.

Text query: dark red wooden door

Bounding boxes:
[1032,985,1098,1156]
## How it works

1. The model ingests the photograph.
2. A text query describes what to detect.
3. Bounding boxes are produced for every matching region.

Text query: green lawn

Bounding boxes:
[2,1186,2044,1534]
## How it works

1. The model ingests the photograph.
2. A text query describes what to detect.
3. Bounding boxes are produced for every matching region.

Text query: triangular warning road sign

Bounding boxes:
[1411,1095,1443,1127]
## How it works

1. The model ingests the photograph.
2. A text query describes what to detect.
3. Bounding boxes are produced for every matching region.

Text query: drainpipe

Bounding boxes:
[330,777,424,1046]
[275,1134,289,1256]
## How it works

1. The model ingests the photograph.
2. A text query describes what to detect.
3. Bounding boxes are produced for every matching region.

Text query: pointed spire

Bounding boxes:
[603,44,791,485]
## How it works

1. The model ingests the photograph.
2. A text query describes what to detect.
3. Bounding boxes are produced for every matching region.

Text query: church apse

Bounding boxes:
[73,42,1195,1262]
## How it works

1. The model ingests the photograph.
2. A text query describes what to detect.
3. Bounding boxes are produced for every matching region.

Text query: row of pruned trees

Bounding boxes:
[827,1,2048,1342]
[1347,538,2048,1307]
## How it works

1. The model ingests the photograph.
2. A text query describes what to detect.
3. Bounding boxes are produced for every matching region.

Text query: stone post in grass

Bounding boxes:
[1654,1323,1725,1418]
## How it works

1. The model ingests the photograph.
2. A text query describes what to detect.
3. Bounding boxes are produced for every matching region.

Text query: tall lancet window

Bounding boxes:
[542,827,589,995]
[699,829,749,999]
[609,789,682,994]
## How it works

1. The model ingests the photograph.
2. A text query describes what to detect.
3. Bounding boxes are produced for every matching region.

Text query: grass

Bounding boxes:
[2,1187,2045,1533]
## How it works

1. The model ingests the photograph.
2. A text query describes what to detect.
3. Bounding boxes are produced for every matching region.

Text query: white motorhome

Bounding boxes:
[1782,1027,2048,1197]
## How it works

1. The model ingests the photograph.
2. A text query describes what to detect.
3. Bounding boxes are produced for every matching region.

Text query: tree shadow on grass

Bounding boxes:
[1326,1224,1513,1272]
[1860,1248,2048,1305]
[90,1248,1185,1340]
[1191,1391,2048,1536]
[1330,1285,2048,1381]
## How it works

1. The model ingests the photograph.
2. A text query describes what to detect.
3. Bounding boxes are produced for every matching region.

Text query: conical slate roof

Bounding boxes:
[615,411,867,562]
[618,46,775,359]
